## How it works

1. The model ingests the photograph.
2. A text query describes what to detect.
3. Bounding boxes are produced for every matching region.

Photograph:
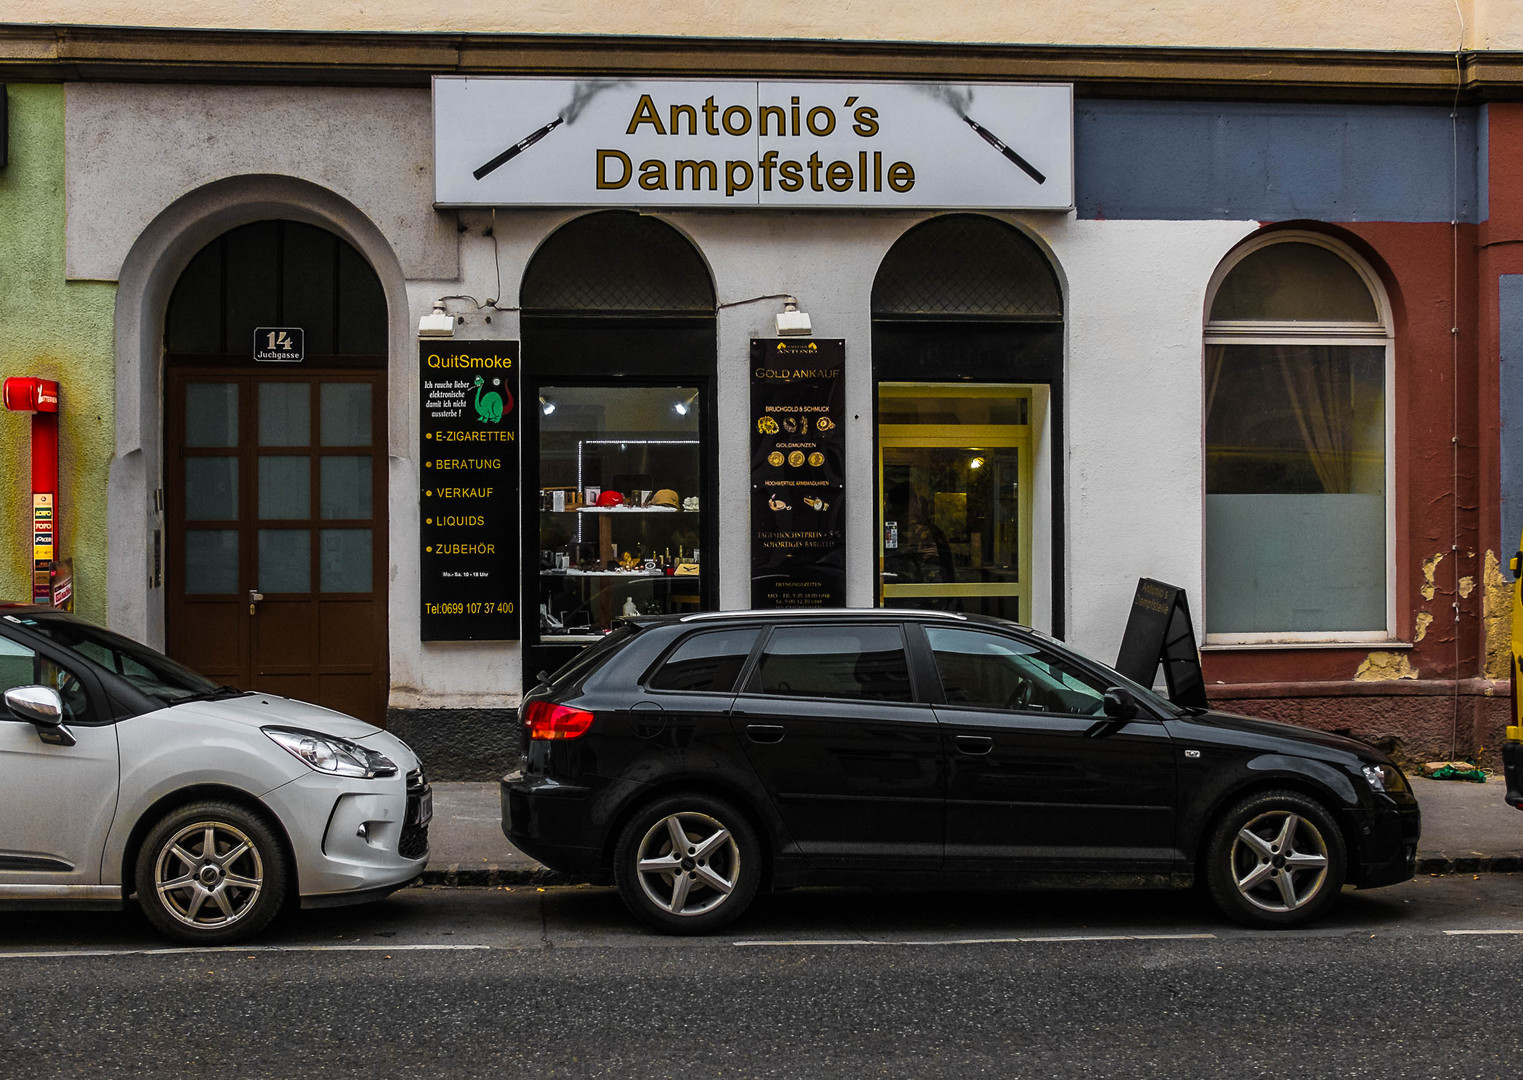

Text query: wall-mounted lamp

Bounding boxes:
[672,391,699,417]
[418,300,455,337]
[539,396,556,416]
[775,296,812,337]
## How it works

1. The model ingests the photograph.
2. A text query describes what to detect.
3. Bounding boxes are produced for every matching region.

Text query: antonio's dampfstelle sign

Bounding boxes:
[418,341,519,640]
[433,79,1073,210]
[750,339,846,608]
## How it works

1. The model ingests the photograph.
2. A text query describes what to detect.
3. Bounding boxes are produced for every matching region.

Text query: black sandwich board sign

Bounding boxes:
[1114,578,1208,709]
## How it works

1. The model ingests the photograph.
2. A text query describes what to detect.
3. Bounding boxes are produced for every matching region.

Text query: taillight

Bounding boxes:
[524,700,595,740]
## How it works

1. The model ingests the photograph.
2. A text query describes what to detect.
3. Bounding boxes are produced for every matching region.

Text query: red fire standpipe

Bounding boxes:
[3,377,60,604]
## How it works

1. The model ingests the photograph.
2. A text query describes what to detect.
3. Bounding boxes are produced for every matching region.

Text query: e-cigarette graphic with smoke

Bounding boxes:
[473,116,565,180]
[961,115,1046,185]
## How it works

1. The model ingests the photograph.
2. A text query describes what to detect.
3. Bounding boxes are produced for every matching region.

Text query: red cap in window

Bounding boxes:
[595,490,625,507]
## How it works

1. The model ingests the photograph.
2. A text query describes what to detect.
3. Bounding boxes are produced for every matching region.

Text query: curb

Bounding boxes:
[1415,856,1523,875]
[413,859,1522,888]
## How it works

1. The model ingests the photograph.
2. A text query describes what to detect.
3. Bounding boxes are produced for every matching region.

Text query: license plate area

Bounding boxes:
[409,784,433,827]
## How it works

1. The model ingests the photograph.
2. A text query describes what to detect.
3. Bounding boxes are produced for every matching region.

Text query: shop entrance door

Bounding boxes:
[165,370,389,723]
[878,384,1033,623]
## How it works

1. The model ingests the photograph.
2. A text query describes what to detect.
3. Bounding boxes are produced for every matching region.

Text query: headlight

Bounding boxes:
[263,727,398,779]
[1361,762,1408,793]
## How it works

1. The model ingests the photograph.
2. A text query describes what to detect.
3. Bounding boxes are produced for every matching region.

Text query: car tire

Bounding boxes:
[134,800,290,945]
[1204,789,1347,929]
[612,793,762,934]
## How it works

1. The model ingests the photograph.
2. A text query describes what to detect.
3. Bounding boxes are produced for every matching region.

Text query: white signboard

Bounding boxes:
[433,78,1073,210]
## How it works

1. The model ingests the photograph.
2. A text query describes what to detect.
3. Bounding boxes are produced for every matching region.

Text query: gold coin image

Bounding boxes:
[767,451,784,467]
[756,416,779,435]
[787,450,805,468]
[808,452,824,467]
[816,416,836,432]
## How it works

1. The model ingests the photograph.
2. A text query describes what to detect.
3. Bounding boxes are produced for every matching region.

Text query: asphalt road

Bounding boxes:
[3,877,1522,1078]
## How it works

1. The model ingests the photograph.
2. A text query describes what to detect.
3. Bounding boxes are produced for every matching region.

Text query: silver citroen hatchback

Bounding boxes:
[0,606,430,944]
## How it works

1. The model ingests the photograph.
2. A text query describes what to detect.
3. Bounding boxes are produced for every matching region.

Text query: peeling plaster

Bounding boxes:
[1414,611,1434,642]
[1459,575,1477,598]
[1355,652,1419,681]
[1483,550,1512,680]
[1421,552,1445,601]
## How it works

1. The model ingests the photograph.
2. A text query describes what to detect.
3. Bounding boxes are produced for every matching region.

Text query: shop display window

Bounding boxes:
[536,385,703,642]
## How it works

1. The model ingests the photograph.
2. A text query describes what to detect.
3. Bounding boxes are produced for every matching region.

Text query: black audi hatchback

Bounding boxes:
[501,610,1419,932]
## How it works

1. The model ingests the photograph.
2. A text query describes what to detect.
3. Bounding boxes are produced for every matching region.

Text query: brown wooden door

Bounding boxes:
[165,369,389,724]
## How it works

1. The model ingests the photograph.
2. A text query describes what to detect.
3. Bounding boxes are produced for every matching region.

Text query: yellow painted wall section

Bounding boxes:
[4,0,1507,51]
[0,86,117,623]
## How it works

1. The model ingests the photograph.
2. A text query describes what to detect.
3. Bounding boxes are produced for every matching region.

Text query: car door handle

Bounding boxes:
[955,735,994,755]
[745,724,785,744]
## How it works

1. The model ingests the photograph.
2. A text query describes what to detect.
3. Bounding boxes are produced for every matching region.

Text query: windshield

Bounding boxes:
[9,614,223,706]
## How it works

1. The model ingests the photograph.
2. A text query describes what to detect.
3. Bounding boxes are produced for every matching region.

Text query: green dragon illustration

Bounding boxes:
[473,376,505,424]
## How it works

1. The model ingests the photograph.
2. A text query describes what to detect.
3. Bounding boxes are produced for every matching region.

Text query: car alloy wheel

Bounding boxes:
[613,794,762,933]
[1230,809,1329,913]
[1204,789,1346,929]
[135,801,289,945]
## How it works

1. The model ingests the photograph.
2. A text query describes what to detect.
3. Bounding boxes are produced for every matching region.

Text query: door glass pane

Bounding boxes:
[258,529,310,593]
[750,625,911,702]
[321,383,372,446]
[878,384,1030,623]
[926,626,1106,715]
[259,383,310,447]
[259,456,310,520]
[320,529,372,593]
[184,530,239,594]
[185,384,239,448]
[320,457,371,519]
[184,458,238,521]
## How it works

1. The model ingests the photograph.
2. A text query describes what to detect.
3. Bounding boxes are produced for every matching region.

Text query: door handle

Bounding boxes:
[745,724,785,744]
[248,589,264,615]
[955,734,994,755]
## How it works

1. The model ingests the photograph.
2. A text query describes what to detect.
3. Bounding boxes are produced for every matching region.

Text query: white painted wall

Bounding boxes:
[70,81,1258,708]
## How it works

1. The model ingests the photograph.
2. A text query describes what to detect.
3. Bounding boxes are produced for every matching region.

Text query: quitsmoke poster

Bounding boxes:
[418,341,520,640]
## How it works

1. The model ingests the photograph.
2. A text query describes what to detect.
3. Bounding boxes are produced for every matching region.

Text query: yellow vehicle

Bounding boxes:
[1508,543,1523,808]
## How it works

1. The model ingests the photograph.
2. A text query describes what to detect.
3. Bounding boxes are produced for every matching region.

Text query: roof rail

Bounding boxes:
[678,608,969,623]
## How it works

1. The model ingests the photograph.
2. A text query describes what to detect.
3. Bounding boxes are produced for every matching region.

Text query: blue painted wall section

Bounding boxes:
[1077,100,1479,223]
[1501,274,1523,553]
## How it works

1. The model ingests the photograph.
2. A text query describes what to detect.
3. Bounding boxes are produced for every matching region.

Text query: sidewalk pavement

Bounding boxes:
[419,776,1523,888]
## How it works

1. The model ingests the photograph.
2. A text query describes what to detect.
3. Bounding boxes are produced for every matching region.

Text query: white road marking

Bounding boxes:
[1442,929,1523,936]
[733,933,1217,947]
[0,943,491,959]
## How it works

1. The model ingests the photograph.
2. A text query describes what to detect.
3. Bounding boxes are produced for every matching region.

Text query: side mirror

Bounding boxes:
[4,686,74,746]
[1102,687,1139,721]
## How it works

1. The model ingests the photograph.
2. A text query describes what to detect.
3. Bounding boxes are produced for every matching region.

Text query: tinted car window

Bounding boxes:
[11,614,218,706]
[750,625,912,702]
[0,634,93,721]
[926,626,1107,715]
[648,628,759,692]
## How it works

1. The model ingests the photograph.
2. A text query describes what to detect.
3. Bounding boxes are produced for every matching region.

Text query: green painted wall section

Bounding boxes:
[0,85,116,622]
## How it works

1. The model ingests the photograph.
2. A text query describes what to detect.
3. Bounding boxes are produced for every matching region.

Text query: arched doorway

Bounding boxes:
[162,219,390,723]
[521,211,717,683]
[872,214,1064,633]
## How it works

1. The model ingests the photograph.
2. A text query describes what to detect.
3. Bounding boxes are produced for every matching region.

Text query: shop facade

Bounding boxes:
[2,24,1521,774]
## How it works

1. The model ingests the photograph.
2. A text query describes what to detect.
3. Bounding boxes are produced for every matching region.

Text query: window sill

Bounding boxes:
[1202,640,1412,651]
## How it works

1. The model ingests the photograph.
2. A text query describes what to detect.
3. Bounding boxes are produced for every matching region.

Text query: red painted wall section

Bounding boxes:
[1479,104,1523,680]
[1202,219,1483,688]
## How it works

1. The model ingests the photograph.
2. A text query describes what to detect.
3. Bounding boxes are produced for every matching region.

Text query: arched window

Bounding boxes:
[1203,234,1392,640]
